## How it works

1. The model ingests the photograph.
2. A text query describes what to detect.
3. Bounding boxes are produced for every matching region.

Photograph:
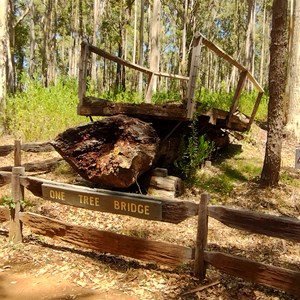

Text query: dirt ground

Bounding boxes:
[0,124,300,300]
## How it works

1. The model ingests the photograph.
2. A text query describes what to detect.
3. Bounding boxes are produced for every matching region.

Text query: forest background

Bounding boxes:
[0,0,275,141]
[0,0,299,187]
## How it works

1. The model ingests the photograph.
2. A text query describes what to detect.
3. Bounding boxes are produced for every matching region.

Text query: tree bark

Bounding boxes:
[260,0,288,187]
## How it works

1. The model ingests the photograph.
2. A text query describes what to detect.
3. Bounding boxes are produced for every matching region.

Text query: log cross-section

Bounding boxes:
[51,115,160,189]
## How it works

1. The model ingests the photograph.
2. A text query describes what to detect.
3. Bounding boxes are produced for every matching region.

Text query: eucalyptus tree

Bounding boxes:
[148,0,161,97]
[261,0,288,187]
[286,0,300,139]
[0,0,9,125]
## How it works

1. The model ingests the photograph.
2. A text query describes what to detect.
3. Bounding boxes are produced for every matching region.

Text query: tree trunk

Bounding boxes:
[148,0,161,97]
[51,115,160,189]
[41,0,52,87]
[0,0,8,125]
[286,0,300,138]
[260,0,288,187]
[138,0,145,94]
[29,0,36,78]
[245,0,256,91]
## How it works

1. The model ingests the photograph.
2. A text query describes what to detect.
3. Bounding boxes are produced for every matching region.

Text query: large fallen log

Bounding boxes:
[51,115,160,189]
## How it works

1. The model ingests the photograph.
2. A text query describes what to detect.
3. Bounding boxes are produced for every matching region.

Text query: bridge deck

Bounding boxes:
[78,97,249,132]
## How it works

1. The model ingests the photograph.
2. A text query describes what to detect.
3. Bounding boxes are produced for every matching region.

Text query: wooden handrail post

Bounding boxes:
[78,40,89,112]
[227,70,247,127]
[247,91,264,130]
[194,193,210,279]
[14,139,21,166]
[145,72,154,103]
[9,166,25,243]
[186,33,203,119]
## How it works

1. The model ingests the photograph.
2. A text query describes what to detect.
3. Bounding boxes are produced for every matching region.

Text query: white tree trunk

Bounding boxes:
[286,0,300,139]
[0,0,8,121]
[245,0,256,91]
[29,0,36,78]
[149,0,161,96]
[138,0,144,94]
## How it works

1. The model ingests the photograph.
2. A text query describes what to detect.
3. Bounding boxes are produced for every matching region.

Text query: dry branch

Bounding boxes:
[0,142,53,157]
[0,158,63,173]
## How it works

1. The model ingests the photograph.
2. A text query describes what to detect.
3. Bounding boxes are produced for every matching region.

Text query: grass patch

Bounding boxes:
[194,158,262,197]
[280,171,300,188]
[5,77,88,141]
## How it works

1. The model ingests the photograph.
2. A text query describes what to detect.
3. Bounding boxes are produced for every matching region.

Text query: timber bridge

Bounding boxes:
[77,32,264,133]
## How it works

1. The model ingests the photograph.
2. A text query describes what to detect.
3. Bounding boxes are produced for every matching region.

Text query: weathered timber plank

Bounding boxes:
[20,176,199,223]
[0,158,63,172]
[149,176,183,192]
[78,97,188,120]
[204,251,300,296]
[194,194,209,279]
[20,212,194,266]
[0,171,11,187]
[0,206,10,223]
[88,44,189,81]
[208,205,300,243]
[0,142,53,157]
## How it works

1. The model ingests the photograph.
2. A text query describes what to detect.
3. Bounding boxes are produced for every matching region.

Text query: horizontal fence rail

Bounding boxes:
[204,251,300,296]
[20,176,199,224]
[19,211,194,266]
[1,142,299,296]
[208,205,300,243]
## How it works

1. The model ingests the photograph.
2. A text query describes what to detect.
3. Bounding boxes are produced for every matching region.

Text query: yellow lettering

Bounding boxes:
[137,204,144,214]
[95,197,100,206]
[113,200,152,216]
[90,196,94,206]
[130,203,137,213]
[114,200,120,210]
[49,190,65,200]
[83,196,89,205]
[79,194,84,203]
[121,202,126,211]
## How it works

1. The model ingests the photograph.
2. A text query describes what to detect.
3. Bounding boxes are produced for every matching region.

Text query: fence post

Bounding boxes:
[194,193,210,279]
[9,140,25,243]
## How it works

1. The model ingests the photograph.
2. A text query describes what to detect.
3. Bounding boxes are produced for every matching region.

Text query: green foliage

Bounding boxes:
[99,89,142,104]
[280,171,300,188]
[174,121,214,183]
[152,90,181,104]
[0,196,16,209]
[5,77,87,141]
[0,195,31,209]
[195,160,262,196]
[196,89,268,122]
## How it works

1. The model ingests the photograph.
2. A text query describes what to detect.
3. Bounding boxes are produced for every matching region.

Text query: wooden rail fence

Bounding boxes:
[0,141,300,296]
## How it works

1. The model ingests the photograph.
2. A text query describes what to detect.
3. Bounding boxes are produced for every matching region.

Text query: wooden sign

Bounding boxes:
[42,183,162,220]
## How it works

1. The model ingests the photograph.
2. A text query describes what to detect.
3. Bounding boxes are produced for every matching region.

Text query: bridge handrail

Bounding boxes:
[200,33,264,93]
